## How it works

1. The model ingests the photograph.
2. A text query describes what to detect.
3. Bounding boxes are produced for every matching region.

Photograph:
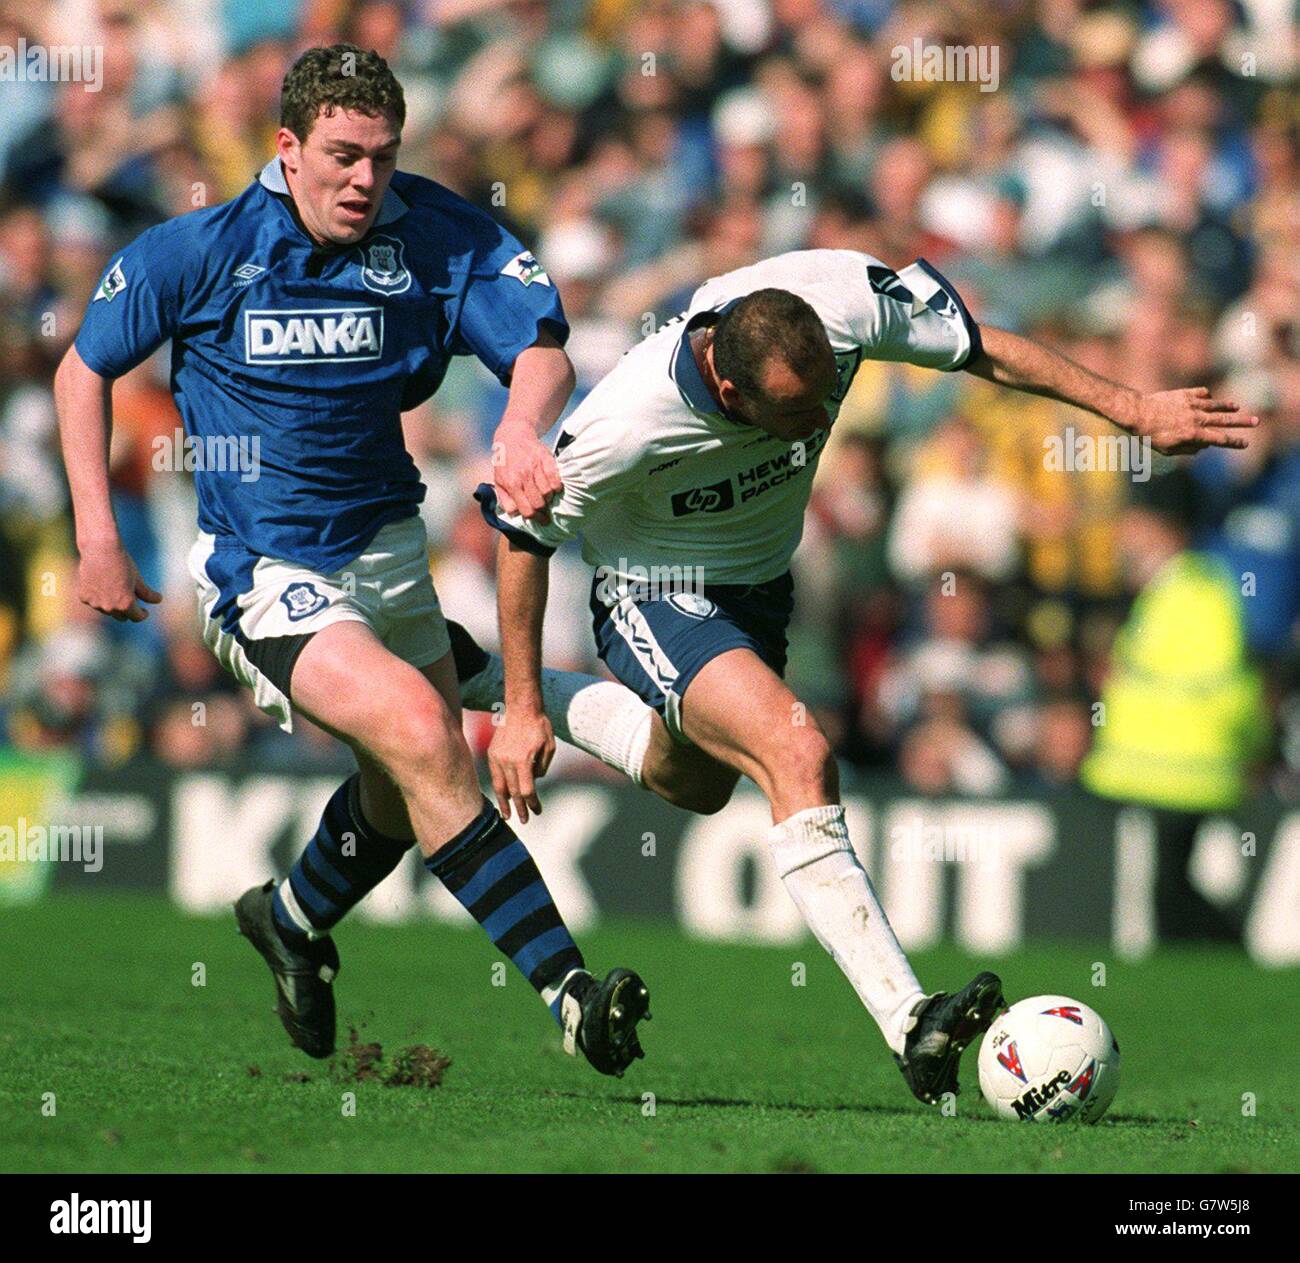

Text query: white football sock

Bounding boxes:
[547,672,654,786]
[768,804,925,1055]
[460,652,653,786]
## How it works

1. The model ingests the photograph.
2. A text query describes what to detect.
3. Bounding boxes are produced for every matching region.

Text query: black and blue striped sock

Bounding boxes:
[426,800,586,1022]
[272,774,414,949]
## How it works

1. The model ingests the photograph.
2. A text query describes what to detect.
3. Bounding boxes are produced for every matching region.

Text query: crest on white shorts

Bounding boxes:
[358,235,411,295]
[280,581,329,622]
[666,592,716,620]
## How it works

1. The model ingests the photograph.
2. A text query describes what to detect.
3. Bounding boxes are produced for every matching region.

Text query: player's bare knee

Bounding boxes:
[767,727,837,803]
[370,691,463,785]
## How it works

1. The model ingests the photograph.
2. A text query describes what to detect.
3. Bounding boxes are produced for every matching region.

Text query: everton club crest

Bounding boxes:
[279,582,329,622]
[357,235,411,295]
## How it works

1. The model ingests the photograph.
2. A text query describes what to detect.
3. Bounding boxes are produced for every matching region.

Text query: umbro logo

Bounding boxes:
[232,262,266,287]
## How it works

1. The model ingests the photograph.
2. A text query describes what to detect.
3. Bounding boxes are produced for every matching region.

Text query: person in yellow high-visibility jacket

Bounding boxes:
[1082,471,1270,940]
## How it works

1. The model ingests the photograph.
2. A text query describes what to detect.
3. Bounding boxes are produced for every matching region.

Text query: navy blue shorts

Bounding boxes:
[591,572,794,742]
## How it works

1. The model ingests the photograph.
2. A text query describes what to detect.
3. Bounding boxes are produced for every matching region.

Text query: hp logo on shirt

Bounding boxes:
[670,479,735,517]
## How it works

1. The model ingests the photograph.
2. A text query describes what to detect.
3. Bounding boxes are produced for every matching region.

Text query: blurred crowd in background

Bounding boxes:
[0,0,1296,801]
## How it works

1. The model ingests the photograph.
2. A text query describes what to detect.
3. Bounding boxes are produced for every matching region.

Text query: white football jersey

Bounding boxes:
[490,249,980,588]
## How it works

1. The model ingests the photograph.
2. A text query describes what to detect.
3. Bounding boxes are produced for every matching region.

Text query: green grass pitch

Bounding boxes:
[1,894,1295,1173]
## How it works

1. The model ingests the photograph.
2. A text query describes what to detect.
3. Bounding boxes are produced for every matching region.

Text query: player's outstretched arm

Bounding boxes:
[492,327,575,521]
[488,535,556,824]
[967,325,1259,455]
[53,345,162,623]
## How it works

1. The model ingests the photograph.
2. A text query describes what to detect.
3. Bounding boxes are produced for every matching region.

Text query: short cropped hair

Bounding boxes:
[280,44,405,142]
[711,288,831,402]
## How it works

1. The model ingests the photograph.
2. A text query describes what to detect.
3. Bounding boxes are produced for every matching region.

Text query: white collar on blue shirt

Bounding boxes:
[257,157,408,227]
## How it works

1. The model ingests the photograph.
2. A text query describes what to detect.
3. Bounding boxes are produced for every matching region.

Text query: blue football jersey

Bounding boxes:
[75,158,568,572]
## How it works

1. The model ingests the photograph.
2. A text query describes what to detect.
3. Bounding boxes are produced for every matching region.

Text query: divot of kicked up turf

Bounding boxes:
[330,1025,452,1088]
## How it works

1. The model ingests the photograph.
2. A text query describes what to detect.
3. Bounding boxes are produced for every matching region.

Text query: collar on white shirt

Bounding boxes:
[670,297,746,419]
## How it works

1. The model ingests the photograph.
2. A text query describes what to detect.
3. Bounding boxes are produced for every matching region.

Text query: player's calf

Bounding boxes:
[638,712,740,815]
[272,772,414,944]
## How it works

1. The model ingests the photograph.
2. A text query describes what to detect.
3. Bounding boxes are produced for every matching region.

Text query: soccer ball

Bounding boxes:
[977,995,1120,1123]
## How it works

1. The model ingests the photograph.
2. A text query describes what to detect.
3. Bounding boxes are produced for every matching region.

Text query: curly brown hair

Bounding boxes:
[280,44,406,142]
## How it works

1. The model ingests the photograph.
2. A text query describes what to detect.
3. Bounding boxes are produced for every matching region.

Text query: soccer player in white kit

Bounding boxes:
[465,248,1255,1103]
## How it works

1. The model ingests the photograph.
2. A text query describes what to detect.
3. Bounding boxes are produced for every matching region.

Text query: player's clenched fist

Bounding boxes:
[488,707,556,824]
[77,541,162,622]
[1130,386,1259,456]
[492,420,563,521]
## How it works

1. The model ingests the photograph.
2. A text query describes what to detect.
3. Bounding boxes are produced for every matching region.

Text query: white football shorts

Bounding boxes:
[188,513,451,732]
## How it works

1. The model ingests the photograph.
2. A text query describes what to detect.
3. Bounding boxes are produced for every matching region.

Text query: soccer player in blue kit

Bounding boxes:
[55,46,650,1075]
